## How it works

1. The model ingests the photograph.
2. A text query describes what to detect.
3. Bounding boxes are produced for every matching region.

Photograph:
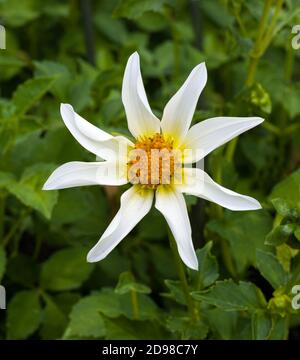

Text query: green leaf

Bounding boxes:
[12,76,56,117]
[163,279,186,305]
[192,280,267,312]
[104,316,166,340]
[40,295,68,340]
[65,294,106,339]
[256,249,289,289]
[166,316,208,340]
[207,211,272,273]
[6,164,58,219]
[270,168,300,208]
[205,308,238,340]
[265,223,297,246]
[0,0,39,26]
[271,198,299,220]
[34,60,72,99]
[113,0,173,19]
[0,245,6,282]
[115,271,151,295]
[40,247,94,291]
[267,315,289,340]
[189,241,219,290]
[251,311,272,340]
[6,290,42,339]
[0,171,16,188]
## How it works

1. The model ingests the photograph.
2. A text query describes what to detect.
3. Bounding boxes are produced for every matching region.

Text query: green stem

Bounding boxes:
[3,209,29,248]
[245,0,272,87]
[131,290,140,320]
[261,0,284,51]
[226,0,283,162]
[284,46,295,82]
[168,230,199,321]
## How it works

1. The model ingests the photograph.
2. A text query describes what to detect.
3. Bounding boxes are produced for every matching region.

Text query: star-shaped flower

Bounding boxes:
[43,52,263,270]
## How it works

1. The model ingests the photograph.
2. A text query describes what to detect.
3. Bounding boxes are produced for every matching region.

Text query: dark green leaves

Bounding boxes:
[113,0,173,19]
[207,211,272,273]
[6,164,58,219]
[189,241,219,290]
[40,247,94,291]
[12,76,56,117]
[270,168,300,208]
[6,290,42,339]
[65,294,106,339]
[256,249,289,289]
[192,280,267,312]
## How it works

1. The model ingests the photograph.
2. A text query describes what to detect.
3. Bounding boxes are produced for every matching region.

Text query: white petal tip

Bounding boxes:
[254,117,264,125]
[42,182,54,190]
[189,262,199,271]
[230,199,262,211]
[87,248,105,263]
[60,103,74,117]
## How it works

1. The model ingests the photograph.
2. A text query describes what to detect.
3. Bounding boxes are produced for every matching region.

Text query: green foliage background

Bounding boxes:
[0,0,300,340]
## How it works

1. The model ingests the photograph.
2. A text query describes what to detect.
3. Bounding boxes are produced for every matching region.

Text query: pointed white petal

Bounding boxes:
[184,116,264,163]
[87,186,153,262]
[155,186,198,270]
[60,103,133,160]
[43,161,128,190]
[161,63,207,145]
[122,52,160,138]
[179,168,262,211]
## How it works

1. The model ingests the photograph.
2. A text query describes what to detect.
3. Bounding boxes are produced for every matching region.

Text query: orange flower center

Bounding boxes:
[127,133,181,189]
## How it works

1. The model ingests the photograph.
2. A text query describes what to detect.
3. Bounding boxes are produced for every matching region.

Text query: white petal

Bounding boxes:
[60,103,133,160]
[183,116,264,163]
[155,186,198,270]
[43,161,127,190]
[179,168,262,211]
[122,52,160,138]
[87,186,153,262]
[161,63,207,146]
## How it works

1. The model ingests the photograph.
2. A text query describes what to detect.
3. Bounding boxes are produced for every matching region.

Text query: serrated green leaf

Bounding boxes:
[256,249,289,289]
[192,280,267,312]
[163,279,186,305]
[6,164,58,219]
[65,294,106,339]
[207,211,272,273]
[12,76,56,117]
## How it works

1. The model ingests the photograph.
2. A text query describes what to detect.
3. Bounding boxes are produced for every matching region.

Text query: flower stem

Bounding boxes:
[131,290,140,320]
[168,230,199,321]
[226,0,283,162]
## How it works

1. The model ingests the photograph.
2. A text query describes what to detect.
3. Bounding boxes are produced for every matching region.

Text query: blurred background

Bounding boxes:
[0,0,300,340]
